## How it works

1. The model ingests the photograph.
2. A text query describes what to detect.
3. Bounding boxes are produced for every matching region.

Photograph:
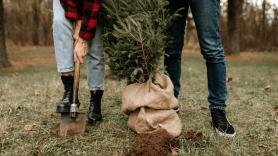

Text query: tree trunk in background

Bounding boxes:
[42,12,51,45]
[261,0,267,43]
[226,0,243,55]
[272,9,278,47]
[32,0,40,45]
[0,0,10,67]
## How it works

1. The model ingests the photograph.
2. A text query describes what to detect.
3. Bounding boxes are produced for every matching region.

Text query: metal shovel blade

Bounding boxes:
[59,112,86,137]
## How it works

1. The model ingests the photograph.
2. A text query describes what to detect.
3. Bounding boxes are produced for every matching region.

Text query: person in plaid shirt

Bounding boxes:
[59,0,101,63]
[53,0,104,125]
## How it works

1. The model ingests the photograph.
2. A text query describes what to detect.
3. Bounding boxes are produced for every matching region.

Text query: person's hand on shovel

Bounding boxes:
[73,20,88,64]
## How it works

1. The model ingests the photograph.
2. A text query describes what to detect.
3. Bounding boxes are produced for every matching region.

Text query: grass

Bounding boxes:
[0,47,277,156]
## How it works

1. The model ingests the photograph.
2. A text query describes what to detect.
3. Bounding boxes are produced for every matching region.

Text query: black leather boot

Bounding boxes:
[88,90,103,125]
[56,76,79,113]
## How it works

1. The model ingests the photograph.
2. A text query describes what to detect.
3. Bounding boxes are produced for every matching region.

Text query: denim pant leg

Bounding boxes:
[190,0,227,110]
[87,21,105,91]
[53,0,74,73]
[165,0,189,98]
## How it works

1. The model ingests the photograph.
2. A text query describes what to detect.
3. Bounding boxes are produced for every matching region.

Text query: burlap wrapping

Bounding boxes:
[122,74,182,137]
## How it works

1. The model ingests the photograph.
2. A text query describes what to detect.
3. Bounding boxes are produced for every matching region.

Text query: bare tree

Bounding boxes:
[32,0,42,45]
[0,0,277,51]
[261,0,267,43]
[226,0,243,55]
[272,8,278,47]
[40,0,52,45]
[0,0,10,67]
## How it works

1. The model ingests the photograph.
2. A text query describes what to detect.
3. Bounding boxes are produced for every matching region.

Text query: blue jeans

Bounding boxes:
[165,0,227,110]
[52,0,104,91]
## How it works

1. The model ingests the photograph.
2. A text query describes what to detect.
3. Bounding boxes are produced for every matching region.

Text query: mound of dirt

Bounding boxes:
[126,130,178,156]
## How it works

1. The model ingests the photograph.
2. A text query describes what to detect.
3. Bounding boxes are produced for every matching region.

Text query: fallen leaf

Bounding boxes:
[263,85,271,91]
[24,124,33,131]
[258,144,268,148]
[8,108,13,114]
[171,148,178,156]
[0,125,7,134]
[34,90,40,96]
[271,112,278,123]
[226,77,233,83]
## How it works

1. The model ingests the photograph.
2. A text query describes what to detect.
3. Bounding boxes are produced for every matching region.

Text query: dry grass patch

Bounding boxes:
[0,48,277,155]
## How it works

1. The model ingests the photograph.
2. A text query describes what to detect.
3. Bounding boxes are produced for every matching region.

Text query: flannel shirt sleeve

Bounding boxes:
[60,0,82,20]
[79,0,101,40]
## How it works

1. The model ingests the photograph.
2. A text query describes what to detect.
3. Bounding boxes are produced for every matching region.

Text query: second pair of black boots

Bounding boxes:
[56,76,103,125]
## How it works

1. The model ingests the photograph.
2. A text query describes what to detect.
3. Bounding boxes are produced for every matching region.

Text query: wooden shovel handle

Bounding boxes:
[73,60,80,104]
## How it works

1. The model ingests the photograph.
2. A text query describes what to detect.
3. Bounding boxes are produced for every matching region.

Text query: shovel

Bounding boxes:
[59,60,87,137]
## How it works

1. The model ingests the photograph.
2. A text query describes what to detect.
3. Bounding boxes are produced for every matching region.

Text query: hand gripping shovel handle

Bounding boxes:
[70,59,80,118]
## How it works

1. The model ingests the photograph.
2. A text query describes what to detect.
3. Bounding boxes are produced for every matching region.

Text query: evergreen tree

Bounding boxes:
[103,0,176,83]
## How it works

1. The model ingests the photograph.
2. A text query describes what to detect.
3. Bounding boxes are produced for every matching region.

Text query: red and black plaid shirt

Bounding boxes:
[60,0,101,40]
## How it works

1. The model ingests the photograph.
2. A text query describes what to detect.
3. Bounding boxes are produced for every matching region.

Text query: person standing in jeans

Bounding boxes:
[165,0,236,137]
[53,0,104,125]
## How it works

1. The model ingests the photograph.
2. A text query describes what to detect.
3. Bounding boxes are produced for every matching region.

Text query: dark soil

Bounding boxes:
[126,130,178,156]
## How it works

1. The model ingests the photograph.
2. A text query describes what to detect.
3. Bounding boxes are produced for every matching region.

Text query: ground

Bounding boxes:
[0,47,277,156]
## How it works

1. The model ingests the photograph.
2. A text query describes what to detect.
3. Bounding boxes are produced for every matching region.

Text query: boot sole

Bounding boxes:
[210,121,236,138]
[214,128,236,138]
[87,118,103,126]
